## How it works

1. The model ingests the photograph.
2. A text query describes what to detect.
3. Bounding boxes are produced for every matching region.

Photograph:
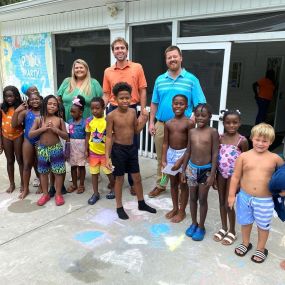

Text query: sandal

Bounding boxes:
[106,191,115,199]
[77,185,85,194]
[251,249,268,264]
[234,243,252,257]
[222,232,237,245]
[67,185,77,193]
[213,229,228,242]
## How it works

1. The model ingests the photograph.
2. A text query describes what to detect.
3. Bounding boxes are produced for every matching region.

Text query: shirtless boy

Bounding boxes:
[182,103,219,241]
[105,82,156,220]
[162,94,194,223]
[228,123,284,263]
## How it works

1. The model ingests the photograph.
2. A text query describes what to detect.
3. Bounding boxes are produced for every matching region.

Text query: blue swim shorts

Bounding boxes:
[236,189,274,230]
[186,161,212,187]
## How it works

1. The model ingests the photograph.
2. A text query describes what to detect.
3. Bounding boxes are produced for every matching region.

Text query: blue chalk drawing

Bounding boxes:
[149,223,170,236]
[75,231,104,243]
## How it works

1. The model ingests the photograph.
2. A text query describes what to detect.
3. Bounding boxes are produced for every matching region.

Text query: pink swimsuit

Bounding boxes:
[218,135,245,179]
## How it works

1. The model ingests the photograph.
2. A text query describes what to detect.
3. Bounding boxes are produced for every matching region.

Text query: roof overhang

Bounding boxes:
[0,0,129,22]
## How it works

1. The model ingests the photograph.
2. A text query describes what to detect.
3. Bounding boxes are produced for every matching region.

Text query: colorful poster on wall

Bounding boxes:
[0,33,54,97]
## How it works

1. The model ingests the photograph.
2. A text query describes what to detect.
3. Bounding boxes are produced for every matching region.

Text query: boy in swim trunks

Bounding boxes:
[182,103,219,241]
[105,82,157,220]
[162,94,194,223]
[228,123,284,263]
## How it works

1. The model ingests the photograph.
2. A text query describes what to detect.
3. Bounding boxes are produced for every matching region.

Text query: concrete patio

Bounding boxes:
[0,155,284,285]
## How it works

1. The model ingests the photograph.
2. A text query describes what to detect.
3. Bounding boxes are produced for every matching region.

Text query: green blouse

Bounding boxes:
[57,77,103,121]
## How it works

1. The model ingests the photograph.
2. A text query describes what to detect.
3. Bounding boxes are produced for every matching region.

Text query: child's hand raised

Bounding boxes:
[15,102,27,113]
[47,121,59,134]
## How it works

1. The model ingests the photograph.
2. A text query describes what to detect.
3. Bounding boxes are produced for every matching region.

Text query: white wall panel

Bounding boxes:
[128,0,285,23]
[0,6,109,36]
[1,0,285,36]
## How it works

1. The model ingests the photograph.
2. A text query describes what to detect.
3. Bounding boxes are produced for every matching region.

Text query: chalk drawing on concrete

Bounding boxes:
[124,235,148,245]
[144,196,172,211]
[164,234,185,251]
[215,256,231,270]
[0,198,13,209]
[89,208,118,226]
[99,248,143,273]
[149,223,171,237]
[122,201,151,220]
[74,230,109,248]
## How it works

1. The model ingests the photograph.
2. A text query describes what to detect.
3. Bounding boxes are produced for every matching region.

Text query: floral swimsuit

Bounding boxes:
[217,135,245,179]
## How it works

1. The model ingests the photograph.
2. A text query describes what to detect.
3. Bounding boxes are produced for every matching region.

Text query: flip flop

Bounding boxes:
[234,243,253,257]
[222,232,237,245]
[213,229,228,242]
[251,249,268,264]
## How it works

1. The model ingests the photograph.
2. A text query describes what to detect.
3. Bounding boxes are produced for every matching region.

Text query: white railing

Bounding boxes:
[137,106,219,159]
[137,106,156,158]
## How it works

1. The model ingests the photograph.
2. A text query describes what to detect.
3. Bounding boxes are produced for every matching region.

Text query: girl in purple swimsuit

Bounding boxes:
[12,92,42,199]
[213,110,248,245]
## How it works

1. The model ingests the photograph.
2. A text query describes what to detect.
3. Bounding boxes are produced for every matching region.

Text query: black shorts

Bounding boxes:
[111,143,139,176]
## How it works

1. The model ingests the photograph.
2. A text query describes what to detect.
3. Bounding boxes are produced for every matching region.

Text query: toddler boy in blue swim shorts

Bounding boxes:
[228,123,284,263]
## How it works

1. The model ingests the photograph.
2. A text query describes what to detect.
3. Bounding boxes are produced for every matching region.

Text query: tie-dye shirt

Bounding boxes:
[85,116,106,155]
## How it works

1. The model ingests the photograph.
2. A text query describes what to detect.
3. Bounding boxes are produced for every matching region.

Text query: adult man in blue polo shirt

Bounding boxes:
[148,45,206,198]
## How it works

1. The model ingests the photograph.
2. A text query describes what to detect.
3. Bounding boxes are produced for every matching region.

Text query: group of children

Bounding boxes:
[161,94,284,264]
[0,82,156,217]
[1,83,284,265]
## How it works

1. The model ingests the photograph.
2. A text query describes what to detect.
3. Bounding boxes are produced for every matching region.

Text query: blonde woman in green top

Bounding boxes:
[57,59,103,121]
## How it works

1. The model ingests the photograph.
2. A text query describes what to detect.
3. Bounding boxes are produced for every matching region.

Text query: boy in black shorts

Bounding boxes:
[105,82,157,220]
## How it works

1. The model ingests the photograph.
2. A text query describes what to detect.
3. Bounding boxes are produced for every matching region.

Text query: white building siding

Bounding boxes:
[1,0,285,36]
[0,6,110,36]
[128,0,285,24]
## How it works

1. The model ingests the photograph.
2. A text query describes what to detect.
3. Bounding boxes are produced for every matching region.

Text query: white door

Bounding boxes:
[177,42,231,133]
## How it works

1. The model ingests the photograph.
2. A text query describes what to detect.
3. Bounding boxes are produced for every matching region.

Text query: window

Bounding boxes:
[132,23,172,104]
[55,30,110,88]
[180,11,285,37]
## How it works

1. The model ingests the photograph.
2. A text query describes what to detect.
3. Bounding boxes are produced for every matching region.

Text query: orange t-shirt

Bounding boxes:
[1,107,24,140]
[103,61,147,106]
[258,77,275,101]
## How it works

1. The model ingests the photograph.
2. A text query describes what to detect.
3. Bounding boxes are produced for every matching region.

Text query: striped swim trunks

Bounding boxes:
[236,189,274,230]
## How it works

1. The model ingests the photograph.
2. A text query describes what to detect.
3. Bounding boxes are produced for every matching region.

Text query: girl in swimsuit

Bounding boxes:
[12,92,43,199]
[0,86,24,193]
[213,110,248,245]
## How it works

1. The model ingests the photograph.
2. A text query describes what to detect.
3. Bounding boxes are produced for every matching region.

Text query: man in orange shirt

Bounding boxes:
[253,69,275,125]
[103,37,147,195]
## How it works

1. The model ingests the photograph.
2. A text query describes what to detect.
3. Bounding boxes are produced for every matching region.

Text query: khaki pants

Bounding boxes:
[154,121,169,189]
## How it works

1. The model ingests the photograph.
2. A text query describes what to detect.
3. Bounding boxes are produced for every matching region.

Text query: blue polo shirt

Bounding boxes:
[152,69,206,122]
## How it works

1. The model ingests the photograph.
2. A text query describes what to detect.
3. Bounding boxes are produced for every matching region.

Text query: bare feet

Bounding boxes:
[18,190,29,199]
[6,184,15,193]
[280,260,285,270]
[36,185,43,194]
[165,209,178,219]
[171,209,186,223]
